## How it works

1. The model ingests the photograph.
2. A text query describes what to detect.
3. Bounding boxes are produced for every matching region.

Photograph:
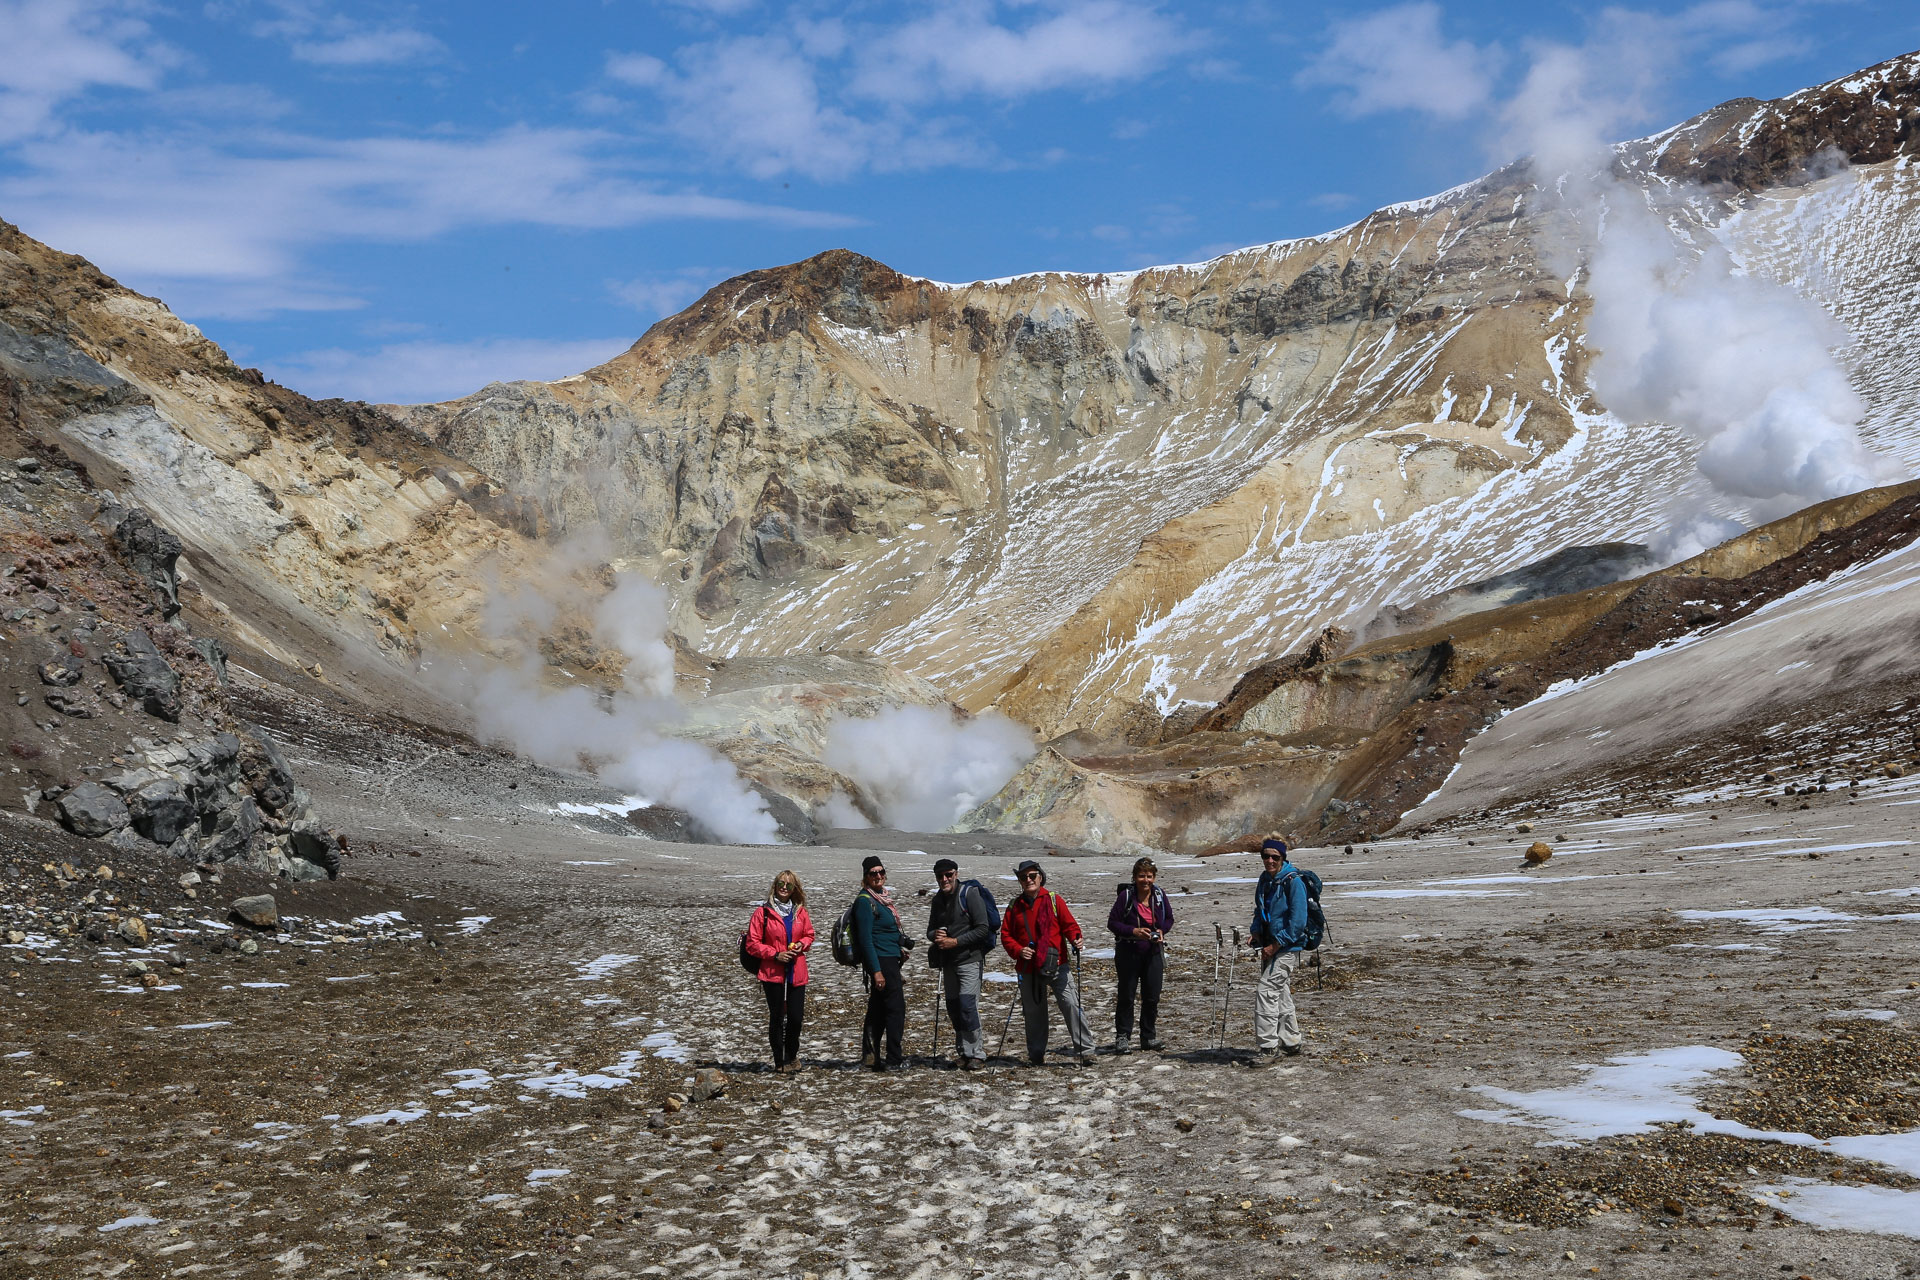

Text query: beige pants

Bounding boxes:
[1253,951,1302,1051]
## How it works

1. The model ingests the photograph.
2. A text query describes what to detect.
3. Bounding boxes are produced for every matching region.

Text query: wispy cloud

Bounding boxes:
[608,268,725,318]
[1296,2,1502,122]
[1,125,854,315]
[607,1,1197,180]
[0,0,174,143]
[264,335,635,405]
[291,29,446,68]
[239,0,446,69]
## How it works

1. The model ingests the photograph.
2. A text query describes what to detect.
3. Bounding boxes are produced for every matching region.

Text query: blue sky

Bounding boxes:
[3,1,1915,403]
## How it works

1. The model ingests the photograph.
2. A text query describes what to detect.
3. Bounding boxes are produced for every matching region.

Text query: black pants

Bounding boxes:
[761,980,805,1066]
[1114,947,1163,1041]
[863,956,905,1065]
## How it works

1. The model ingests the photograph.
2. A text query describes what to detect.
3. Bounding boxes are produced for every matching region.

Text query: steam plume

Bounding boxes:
[1503,35,1905,559]
[449,567,779,845]
[823,704,1035,831]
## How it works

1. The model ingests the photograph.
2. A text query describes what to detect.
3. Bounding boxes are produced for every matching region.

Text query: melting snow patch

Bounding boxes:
[1676,908,1858,934]
[453,916,494,933]
[327,973,375,983]
[348,1108,429,1127]
[1339,888,1529,899]
[1751,1181,1920,1239]
[527,1168,570,1185]
[572,953,641,982]
[2,1106,44,1126]
[173,1021,231,1030]
[641,1028,689,1062]
[98,1213,160,1232]
[239,982,288,989]
[1825,1009,1899,1022]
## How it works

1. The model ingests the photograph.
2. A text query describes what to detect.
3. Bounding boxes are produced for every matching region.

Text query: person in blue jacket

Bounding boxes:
[1249,834,1309,1059]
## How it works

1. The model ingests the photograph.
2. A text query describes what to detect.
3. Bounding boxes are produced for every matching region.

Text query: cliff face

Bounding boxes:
[399,54,1920,746]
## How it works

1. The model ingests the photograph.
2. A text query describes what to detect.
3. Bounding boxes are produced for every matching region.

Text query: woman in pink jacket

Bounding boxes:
[743,870,816,1072]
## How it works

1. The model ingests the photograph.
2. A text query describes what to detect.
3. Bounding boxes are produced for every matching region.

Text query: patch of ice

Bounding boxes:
[571,953,641,981]
[527,1168,570,1184]
[348,1108,429,1127]
[98,1213,160,1232]
[327,973,375,983]
[1751,1180,1920,1239]
[239,982,288,989]
[1338,888,1529,899]
[2,1105,45,1126]
[1825,1009,1899,1021]
[453,915,493,934]
[173,1021,231,1030]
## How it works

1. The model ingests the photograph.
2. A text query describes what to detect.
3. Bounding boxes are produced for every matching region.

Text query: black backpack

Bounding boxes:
[831,893,871,967]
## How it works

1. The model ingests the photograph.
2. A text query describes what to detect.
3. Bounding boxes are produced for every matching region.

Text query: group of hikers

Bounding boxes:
[739,836,1316,1071]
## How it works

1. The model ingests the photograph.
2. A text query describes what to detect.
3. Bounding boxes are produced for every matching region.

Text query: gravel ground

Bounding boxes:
[3,681,1919,1280]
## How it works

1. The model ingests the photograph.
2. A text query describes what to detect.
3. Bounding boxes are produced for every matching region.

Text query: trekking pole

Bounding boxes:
[930,988,941,1059]
[996,984,1018,1057]
[1219,927,1241,1053]
[1208,924,1225,1045]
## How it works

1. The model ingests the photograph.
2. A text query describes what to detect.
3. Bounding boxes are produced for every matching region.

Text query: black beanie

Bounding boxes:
[861,855,886,875]
[932,857,958,876]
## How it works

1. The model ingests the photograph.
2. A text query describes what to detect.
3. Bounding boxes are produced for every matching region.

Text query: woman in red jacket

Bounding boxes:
[743,870,816,1072]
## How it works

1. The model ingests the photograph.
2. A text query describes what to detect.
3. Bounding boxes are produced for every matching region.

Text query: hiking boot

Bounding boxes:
[961,1056,982,1072]
[1074,1053,1097,1068]
[779,1060,801,1074]
[1141,1037,1164,1050]
[862,1049,877,1069]
[1281,1043,1305,1057]
[1112,1037,1132,1056]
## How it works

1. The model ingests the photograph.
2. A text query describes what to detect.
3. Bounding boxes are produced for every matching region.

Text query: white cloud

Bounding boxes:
[263,335,635,405]
[0,124,855,314]
[291,29,446,67]
[849,1,1191,104]
[607,269,721,318]
[1296,2,1501,122]
[0,0,172,142]
[607,2,1193,180]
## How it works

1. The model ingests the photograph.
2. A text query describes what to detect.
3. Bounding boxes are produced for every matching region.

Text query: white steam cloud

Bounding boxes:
[823,705,1035,832]
[1494,22,1905,560]
[453,568,779,845]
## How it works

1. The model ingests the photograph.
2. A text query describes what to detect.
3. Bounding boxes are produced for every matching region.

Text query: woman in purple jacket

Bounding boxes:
[1107,856,1174,1054]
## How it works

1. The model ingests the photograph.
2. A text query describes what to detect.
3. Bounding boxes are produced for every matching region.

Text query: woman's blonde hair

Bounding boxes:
[770,870,806,906]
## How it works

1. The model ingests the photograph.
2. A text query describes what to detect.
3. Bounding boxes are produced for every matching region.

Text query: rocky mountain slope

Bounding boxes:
[400,54,1920,750]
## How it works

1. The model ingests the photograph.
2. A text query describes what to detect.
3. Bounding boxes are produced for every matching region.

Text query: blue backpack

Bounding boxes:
[957,879,1000,934]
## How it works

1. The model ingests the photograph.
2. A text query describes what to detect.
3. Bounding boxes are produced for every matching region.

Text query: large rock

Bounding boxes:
[109,508,183,619]
[288,813,342,878]
[229,895,278,929]
[102,630,181,721]
[128,777,196,844]
[198,796,262,863]
[55,783,130,837]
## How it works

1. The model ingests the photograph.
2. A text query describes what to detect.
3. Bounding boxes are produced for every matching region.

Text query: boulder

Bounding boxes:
[199,796,263,862]
[289,816,342,879]
[118,917,149,945]
[44,689,95,717]
[129,777,196,844]
[103,630,181,721]
[229,894,278,929]
[110,508,183,619]
[36,658,82,687]
[1523,841,1554,866]
[55,782,130,837]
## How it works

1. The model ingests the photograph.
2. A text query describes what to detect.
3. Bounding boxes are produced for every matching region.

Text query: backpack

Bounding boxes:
[740,905,792,975]
[957,879,1000,934]
[1281,866,1329,951]
[831,892,873,967]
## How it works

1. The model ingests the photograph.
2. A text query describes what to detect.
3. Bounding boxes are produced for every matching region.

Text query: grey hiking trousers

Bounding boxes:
[1018,961,1093,1061]
[1253,950,1302,1051]
[941,954,985,1061]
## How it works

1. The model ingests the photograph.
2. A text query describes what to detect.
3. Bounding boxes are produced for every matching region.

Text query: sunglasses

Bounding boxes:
[1261,853,1285,861]
[937,870,957,878]
[1020,872,1042,881]
[866,868,887,877]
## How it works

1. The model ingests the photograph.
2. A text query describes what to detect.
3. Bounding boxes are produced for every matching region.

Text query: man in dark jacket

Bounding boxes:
[1249,835,1309,1060]
[850,855,908,1070]
[926,858,995,1070]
